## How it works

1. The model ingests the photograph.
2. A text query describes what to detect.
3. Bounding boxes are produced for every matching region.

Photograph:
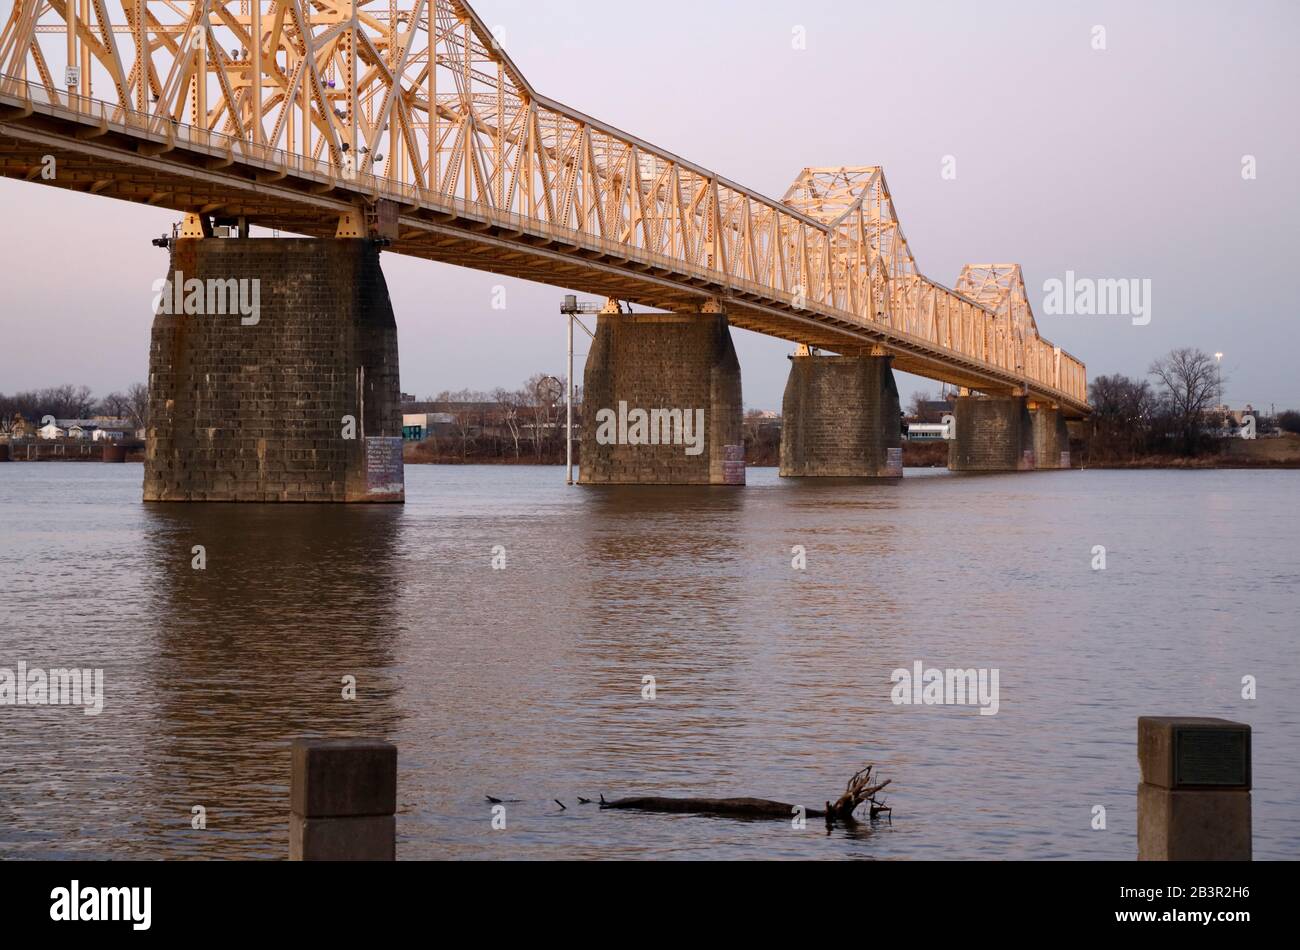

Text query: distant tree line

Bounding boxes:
[0,383,149,433]
[8,350,1296,465]
[1087,347,1293,461]
[409,373,576,462]
[743,409,782,465]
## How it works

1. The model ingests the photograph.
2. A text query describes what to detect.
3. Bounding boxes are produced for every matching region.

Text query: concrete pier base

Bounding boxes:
[779,354,902,479]
[948,395,1035,472]
[579,308,744,485]
[144,238,403,503]
[1031,404,1071,470]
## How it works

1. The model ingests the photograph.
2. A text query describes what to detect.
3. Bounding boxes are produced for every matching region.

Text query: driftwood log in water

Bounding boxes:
[600,765,892,824]
[601,796,819,818]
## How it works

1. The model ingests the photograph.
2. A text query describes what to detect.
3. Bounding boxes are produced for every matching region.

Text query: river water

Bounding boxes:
[0,463,1296,860]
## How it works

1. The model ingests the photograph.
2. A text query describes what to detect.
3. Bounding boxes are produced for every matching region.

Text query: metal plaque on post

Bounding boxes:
[1175,728,1250,789]
[364,436,405,496]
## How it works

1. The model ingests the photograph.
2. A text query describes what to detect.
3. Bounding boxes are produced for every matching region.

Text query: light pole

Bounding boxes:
[1214,352,1224,414]
[559,295,599,485]
[567,312,573,482]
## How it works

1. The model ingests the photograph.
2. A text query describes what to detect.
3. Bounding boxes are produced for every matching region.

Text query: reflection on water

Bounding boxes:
[0,463,1297,859]
[139,505,405,858]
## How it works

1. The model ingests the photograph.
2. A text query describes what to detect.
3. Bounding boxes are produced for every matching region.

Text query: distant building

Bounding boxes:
[403,400,501,417]
[402,412,457,441]
[402,413,428,441]
[1199,404,1259,435]
[93,418,138,441]
[907,423,950,442]
[26,417,137,441]
[55,419,102,437]
[1226,405,1256,426]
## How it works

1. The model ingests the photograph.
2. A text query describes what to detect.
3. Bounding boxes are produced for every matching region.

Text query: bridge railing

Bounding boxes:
[1,73,1088,407]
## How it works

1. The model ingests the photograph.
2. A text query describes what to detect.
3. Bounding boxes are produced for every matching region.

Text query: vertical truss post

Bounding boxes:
[78,0,89,97]
[64,0,75,105]
[252,0,262,146]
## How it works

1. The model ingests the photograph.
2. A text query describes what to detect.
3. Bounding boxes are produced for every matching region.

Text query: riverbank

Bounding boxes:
[1081,433,1300,468]
[0,441,145,462]
[1082,456,1300,469]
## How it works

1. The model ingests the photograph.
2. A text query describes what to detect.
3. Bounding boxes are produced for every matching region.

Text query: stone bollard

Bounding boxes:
[290,738,397,861]
[1137,717,1251,861]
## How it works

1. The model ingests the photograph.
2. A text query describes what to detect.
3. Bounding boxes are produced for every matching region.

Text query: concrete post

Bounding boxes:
[290,738,397,861]
[1137,717,1251,861]
[779,354,902,479]
[579,307,744,485]
[948,395,1035,472]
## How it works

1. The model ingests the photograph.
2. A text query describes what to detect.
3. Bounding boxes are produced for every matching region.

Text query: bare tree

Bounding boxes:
[36,384,96,419]
[1088,373,1156,459]
[522,373,564,459]
[436,388,484,459]
[98,391,131,418]
[492,387,524,458]
[126,383,150,430]
[906,390,935,421]
[1149,348,1219,455]
[0,391,40,431]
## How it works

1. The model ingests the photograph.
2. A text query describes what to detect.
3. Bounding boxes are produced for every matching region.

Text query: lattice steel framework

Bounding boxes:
[0,0,1087,409]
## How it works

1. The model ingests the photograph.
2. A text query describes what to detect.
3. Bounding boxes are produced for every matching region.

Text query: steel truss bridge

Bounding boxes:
[0,0,1087,413]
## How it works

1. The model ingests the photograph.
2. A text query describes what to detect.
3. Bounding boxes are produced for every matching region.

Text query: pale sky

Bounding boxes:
[1,0,1297,411]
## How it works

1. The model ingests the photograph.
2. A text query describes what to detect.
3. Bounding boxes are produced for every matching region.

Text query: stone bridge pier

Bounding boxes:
[779,352,903,479]
[579,304,744,485]
[947,394,1036,472]
[144,235,404,503]
[1029,403,1071,469]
